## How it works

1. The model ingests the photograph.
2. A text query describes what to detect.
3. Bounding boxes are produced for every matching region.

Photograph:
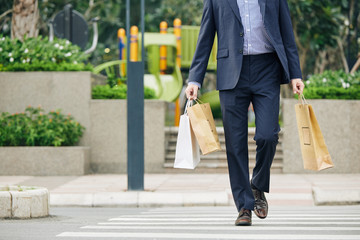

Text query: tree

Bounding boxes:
[288,0,343,75]
[148,0,203,31]
[36,0,161,64]
[11,0,39,41]
[0,1,13,36]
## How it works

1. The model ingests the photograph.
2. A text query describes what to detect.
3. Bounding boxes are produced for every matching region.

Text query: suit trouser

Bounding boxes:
[219,52,281,211]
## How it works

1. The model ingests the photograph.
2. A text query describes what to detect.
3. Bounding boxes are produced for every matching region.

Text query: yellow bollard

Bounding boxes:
[130,26,138,62]
[118,28,126,78]
[173,18,182,127]
[173,18,182,67]
[160,21,168,74]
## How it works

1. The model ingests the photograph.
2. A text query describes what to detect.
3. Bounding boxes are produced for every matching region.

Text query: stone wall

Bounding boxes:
[90,100,166,173]
[0,72,92,146]
[282,99,360,173]
[0,147,90,175]
[0,72,167,175]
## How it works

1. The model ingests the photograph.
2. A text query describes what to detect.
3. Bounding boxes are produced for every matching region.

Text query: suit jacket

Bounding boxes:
[188,0,302,90]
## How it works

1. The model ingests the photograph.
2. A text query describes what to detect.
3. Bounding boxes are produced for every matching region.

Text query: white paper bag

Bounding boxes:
[174,101,200,169]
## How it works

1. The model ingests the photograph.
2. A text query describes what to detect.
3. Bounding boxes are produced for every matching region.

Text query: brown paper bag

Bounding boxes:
[187,100,221,155]
[295,95,334,171]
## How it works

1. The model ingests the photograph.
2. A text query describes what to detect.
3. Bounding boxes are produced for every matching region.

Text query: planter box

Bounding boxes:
[0,72,167,174]
[0,72,93,146]
[90,100,166,173]
[0,147,90,176]
[282,99,360,173]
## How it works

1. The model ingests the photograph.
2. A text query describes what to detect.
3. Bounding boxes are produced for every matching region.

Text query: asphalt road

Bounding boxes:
[1,206,360,240]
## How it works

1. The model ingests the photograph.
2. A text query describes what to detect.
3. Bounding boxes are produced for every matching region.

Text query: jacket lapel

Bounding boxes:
[226,0,242,24]
[258,0,266,20]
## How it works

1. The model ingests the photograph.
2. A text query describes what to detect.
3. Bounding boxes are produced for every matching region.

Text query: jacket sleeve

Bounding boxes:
[188,0,216,87]
[279,0,302,80]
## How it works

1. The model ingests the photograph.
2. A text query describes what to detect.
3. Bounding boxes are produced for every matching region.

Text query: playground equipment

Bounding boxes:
[160,21,168,74]
[142,32,183,102]
[93,22,223,121]
[169,25,220,117]
[93,21,183,103]
[169,25,218,71]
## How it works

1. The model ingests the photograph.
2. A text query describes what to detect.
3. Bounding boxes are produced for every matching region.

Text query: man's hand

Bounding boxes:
[185,84,199,100]
[291,78,305,95]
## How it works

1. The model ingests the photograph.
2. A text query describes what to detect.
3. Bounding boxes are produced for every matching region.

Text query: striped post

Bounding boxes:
[160,21,168,74]
[173,18,182,67]
[173,18,182,127]
[118,28,126,78]
[130,26,138,62]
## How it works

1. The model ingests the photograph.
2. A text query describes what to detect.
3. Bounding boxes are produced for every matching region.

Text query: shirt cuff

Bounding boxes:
[188,82,201,89]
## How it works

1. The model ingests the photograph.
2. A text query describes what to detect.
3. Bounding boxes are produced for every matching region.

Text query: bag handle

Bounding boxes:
[184,99,194,114]
[298,93,308,105]
[195,98,204,104]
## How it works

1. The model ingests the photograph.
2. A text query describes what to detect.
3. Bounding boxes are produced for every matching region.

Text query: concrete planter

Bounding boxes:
[282,99,360,173]
[0,72,167,174]
[0,72,94,146]
[0,186,49,218]
[90,99,166,173]
[0,147,90,176]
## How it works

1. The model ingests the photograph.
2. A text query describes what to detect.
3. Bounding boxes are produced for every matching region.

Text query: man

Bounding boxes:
[185,0,304,226]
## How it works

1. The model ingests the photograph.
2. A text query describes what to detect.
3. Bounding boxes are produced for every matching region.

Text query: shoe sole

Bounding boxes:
[235,221,252,226]
[254,210,267,219]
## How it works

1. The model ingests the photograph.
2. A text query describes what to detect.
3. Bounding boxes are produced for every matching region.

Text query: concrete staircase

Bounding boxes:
[164,127,283,173]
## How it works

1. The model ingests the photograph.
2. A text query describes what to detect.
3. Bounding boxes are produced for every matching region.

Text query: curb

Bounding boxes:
[50,191,231,207]
[0,186,49,218]
[312,187,360,205]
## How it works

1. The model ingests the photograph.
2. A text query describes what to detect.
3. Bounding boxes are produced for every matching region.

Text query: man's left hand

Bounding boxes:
[291,78,304,95]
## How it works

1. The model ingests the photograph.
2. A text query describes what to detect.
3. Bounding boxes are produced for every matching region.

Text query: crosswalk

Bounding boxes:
[56,206,360,239]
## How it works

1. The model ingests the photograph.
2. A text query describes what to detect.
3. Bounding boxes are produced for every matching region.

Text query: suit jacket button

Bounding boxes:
[240,32,244,37]
[239,49,243,54]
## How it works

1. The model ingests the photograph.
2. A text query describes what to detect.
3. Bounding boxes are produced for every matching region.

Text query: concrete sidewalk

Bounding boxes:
[1,174,359,207]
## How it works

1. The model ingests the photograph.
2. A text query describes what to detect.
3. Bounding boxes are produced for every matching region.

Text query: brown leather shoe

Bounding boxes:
[235,208,252,226]
[252,187,268,219]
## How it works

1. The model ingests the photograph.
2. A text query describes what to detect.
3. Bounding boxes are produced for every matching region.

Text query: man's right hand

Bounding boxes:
[185,84,199,100]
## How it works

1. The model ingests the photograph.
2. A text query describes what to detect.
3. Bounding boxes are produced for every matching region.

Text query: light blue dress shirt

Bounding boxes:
[237,0,274,55]
[189,0,274,88]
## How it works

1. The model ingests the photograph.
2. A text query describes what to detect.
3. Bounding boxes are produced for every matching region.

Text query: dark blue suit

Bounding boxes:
[188,0,302,211]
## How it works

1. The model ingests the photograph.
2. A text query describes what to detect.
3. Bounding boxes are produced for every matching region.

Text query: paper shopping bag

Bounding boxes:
[187,100,221,155]
[295,95,334,171]
[174,102,200,169]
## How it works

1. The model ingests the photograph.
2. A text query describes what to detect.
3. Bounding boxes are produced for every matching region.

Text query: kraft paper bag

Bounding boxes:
[174,101,200,169]
[295,95,334,171]
[187,100,221,155]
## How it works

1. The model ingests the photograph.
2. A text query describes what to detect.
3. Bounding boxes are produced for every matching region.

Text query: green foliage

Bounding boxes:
[0,35,92,71]
[35,0,162,64]
[303,70,360,99]
[288,0,343,51]
[0,106,85,147]
[147,0,203,31]
[92,84,157,99]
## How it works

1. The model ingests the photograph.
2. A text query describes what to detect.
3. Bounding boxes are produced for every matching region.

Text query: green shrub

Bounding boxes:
[303,70,360,99]
[0,35,92,72]
[0,106,85,146]
[92,84,157,99]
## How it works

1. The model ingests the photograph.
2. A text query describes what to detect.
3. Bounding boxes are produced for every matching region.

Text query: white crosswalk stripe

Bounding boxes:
[56,206,360,239]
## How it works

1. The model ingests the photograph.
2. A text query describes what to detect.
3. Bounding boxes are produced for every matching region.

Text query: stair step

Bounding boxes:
[165,127,284,135]
[166,153,283,161]
[164,127,284,173]
[165,145,284,153]
[166,136,283,144]
[164,161,283,168]
[163,161,283,174]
